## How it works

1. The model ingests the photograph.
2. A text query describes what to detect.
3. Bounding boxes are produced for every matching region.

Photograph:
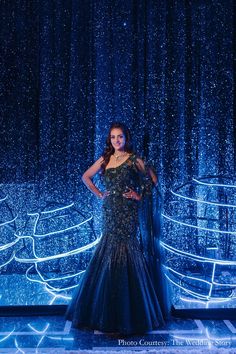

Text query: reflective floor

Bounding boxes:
[0,315,235,353]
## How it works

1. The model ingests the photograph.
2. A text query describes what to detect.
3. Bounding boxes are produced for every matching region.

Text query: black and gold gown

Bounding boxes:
[66,153,171,334]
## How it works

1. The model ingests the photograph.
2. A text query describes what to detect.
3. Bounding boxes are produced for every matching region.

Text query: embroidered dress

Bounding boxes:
[66,153,169,334]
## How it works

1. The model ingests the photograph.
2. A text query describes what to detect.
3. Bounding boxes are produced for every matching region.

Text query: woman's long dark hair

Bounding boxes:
[100,122,134,174]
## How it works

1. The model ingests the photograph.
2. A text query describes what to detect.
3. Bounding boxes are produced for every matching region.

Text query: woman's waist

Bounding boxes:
[107,189,125,196]
[105,189,137,197]
[102,189,139,207]
[105,185,137,194]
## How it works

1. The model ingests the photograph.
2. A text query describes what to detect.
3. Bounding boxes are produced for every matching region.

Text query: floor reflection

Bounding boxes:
[0,316,235,353]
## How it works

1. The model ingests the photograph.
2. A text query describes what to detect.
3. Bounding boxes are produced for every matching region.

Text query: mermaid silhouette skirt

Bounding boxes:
[66,157,166,334]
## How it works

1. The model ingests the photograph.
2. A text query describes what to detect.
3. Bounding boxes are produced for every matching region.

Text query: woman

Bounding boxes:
[66,122,168,335]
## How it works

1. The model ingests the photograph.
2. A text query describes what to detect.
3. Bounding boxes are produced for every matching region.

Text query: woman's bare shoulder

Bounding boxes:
[96,156,104,164]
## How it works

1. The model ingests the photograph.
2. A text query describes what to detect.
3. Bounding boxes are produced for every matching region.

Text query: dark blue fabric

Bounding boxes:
[139,183,172,320]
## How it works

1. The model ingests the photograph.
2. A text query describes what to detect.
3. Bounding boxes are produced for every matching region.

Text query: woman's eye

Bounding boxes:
[111,135,124,140]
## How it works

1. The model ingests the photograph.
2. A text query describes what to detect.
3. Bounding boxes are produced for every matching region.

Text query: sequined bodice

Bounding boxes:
[103,154,140,196]
[101,153,140,239]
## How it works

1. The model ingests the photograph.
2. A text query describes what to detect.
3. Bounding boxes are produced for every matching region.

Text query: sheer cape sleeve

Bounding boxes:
[132,155,172,320]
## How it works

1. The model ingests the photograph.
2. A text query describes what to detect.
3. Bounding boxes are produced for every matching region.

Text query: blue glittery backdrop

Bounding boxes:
[1,0,235,307]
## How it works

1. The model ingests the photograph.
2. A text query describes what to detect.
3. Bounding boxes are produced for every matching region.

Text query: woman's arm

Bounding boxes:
[82,157,106,199]
[136,157,158,186]
[123,157,158,201]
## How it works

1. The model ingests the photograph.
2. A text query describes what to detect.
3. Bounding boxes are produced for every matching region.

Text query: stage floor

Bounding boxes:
[0,315,235,353]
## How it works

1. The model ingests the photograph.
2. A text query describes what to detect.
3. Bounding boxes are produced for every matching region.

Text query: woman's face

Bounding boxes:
[110,128,126,151]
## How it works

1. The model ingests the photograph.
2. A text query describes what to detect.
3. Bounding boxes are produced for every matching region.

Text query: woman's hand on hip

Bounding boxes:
[99,191,110,199]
